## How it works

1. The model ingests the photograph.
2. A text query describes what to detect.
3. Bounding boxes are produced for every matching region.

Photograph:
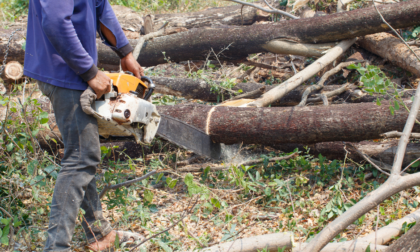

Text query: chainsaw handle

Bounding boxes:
[142,76,155,100]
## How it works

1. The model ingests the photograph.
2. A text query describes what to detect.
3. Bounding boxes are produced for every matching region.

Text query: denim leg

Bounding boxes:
[38,81,112,252]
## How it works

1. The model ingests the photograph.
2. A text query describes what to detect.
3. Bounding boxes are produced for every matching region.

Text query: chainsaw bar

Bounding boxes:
[157,115,221,160]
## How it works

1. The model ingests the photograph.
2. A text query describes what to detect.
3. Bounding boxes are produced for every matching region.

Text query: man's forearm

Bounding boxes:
[100,23,117,47]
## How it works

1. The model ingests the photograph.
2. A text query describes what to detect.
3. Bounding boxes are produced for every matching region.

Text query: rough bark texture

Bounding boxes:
[358,32,420,77]
[157,101,420,145]
[0,27,26,66]
[273,140,420,167]
[152,4,270,30]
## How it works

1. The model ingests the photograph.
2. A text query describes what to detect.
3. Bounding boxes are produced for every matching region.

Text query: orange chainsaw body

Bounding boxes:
[106,73,148,96]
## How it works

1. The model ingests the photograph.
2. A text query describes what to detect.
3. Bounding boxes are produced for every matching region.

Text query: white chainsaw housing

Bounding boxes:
[92,92,160,144]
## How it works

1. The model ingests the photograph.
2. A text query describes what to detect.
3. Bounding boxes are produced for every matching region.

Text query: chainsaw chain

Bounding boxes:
[0,28,22,76]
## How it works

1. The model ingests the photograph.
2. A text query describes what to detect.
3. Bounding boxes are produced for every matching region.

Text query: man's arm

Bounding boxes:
[97,1,144,78]
[40,0,110,98]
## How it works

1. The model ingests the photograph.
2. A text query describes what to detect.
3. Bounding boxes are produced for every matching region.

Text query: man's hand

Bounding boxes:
[87,70,111,98]
[121,52,144,78]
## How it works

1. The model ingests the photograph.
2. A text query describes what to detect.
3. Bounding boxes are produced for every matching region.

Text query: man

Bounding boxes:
[23,1,144,251]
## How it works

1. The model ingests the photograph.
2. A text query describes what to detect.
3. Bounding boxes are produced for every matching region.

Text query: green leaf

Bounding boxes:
[158,240,173,252]
[0,235,8,245]
[347,64,358,70]
[0,228,2,238]
[27,160,38,176]
[39,111,49,118]
[211,198,221,209]
[40,118,49,124]
[144,190,154,203]
[412,161,420,168]
[394,100,400,110]
[114,232,120,249]
[44,165,56,174]
[1,218,10,225]
[264,187,272,196]
[167,178,177,189]
[365,244,371,252]
[6,142,13,152]
[412,26,420,37]
[237,89,243,93]
[389,106,395,115]
[156,173,164,183]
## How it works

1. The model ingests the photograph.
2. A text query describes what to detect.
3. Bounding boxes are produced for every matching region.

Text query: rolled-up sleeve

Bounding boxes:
[96,0,133,58]
[40,0,98,82]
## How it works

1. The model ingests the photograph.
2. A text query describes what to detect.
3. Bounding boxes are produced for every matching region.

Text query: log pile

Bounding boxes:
[3,1,420,252]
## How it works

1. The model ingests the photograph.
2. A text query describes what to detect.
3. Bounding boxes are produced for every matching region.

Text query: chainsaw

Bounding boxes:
[80,71,221,159]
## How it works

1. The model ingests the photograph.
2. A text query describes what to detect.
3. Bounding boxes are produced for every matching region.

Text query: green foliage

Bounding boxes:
[184,173,210,199]
[348,63,405,115]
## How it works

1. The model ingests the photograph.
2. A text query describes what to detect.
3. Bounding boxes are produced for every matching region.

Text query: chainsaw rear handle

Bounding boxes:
[141,76,155,100]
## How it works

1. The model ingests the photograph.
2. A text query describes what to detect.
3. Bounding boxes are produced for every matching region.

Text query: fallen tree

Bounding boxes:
[156,101,420,145]
[273,140,420,167]
[358,32,420,77]
[2,1,420,67]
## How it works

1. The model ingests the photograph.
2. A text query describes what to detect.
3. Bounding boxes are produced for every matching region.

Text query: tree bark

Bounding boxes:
[381,224,420,251]
[3,1,420,67]
[358,32,420,77]
[272,140,420,167]
[156,101,420,145]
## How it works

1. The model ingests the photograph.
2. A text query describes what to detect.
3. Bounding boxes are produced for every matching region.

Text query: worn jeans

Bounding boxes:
[38,81,113,252]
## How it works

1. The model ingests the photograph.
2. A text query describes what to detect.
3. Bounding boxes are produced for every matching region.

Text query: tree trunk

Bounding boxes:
[3,1,420,67]
[133,1,420,66]
[380,224,420,251]
[156,101,420,145]
[152,4,270,31]
[272,140,420,167]
[358,32,420,77]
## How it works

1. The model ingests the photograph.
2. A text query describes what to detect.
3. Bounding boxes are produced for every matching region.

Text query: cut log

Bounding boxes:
[3,61,23,81]
[3,1,420,67]
[156,101,420,145]
[358,32,420,77]
[152,4,270,30]
[272,140,420,167]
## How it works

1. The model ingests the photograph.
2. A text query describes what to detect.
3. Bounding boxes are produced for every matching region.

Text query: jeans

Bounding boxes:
[38,81,113,252]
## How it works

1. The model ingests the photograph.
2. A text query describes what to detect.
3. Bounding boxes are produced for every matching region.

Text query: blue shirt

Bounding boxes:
[24,0,133,90]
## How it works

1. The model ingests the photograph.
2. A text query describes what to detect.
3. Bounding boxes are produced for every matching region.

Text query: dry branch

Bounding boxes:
[293,241,387,252]
[200,232,294,252]
[358,32,420,77]
[298,60,360,107]
[380,131,420,139]
[246,39,356,107]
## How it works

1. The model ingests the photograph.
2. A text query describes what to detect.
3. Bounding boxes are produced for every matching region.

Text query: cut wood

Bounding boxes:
[358,32,420,77]
[3,61,23,81]
[272,140,420,168]
[156,101,420,145]
[199,232,294,252]
[3,1,420,67]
